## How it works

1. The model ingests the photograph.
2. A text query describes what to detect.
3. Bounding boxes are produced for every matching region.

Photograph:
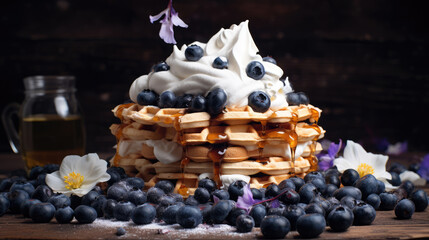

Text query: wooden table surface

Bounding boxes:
[0,153,428,239]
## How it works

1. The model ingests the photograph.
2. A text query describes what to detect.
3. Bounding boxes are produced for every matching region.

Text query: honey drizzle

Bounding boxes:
[208,143,227,188]
[302,123,322,171]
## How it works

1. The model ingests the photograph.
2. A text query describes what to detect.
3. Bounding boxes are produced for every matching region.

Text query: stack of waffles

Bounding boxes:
[110,103,325,195]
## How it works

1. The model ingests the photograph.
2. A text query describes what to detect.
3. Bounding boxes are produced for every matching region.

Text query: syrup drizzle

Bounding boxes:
[208,143,227,187]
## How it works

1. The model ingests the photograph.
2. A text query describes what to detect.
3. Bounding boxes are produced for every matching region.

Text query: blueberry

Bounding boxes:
[36,173,47,186]
[324,184,338,198]
[10,181,35,196]
[248,91,270,113]
[267,204,286,216]
[147,187,165,204]
[279,188,300,205]
[198,178,216,193]
[226,207,247,226]
[395,199,415,219]
[194,188,210,204]
[153,62,170,72]
[327,205,354,232]
[289,177,305,191]
[155,180,174,194]
[286,92,301,106]
[278,179,296,191]
[249,204,266,227]
[185,44,204,61]
[43,164,59,173]
[388,172,401,186]
[81,190,100,206]
[116,227,127,236]
[376,180,386,194]
[333,186,362,201]
[0,196,10,216]
[162,204,181,224]
[379,192,398,210]
[49,194,71,210]
[107,182,129,201]
[304,171,324,182]
[211,200,234,224]
[31,185,53,202]
[0,178,13,192]
[188,95,206,112]
[365,193,381,210]
[169,193,184,203]
[102,199,117,219]
[297,92,310,105]
[251,188,263,200]
[55,206,74,223]
[131,203,156,225]
[200,204,213,224]
[408,163,420,173]
[305,202,325,217]
[9,189,30,213]
[262,56,277,65]
[341,169,360,186]
[107,171,121,186]
[212,189,230,201]
[212,56,228,69]
[260,215,290,239]
[246,61,265,80]
[308,177,327,195]
[137,89,158,106]
[158,91,177,108]
[353,202,376,225]
[206,88,227,116]
[325,174,341,188]
[176,205,203,228]
[156,204,168,219]
[296,213,326,238]
[411,189,428,212]
[228,180,246,201]
[298,183,318,204]
[91,195,107,217]
[29,166,44,180]
[389,162,407,174]
[353,174,378,200]
[236,214,254,233]
[29,202,55,223]
[70,195,82,209]
[184,195,199,206]
[265,184,280,198]
[159,195,176,206]
[283,205,305,230]
[128,189,147,206]
[340,196,358,209]
[399,180,414,197]
[20,199,41,218]
[175,94,194,108]
[114,201,136,221]
[74,205,97,224]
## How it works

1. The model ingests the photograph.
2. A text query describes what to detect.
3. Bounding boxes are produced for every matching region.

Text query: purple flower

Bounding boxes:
[236,184,259,213]
[149,0,188,44]
[317,139,342,171]
[417,154,429,181]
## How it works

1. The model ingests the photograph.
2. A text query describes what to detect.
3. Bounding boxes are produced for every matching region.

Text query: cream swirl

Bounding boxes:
[129,20,292,110]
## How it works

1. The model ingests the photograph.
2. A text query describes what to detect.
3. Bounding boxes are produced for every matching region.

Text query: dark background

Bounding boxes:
[1,0,428,155]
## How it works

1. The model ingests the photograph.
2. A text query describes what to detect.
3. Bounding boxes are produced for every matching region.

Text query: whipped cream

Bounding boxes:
[130,20,292,110]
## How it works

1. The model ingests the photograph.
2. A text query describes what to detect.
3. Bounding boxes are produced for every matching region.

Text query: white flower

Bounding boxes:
[46,153,110,197]
[333,140,396,190]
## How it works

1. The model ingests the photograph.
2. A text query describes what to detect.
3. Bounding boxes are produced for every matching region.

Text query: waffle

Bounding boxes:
[110,103,325,195]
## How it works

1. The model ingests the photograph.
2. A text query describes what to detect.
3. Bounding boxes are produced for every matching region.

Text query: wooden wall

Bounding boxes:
[1,0,428,154]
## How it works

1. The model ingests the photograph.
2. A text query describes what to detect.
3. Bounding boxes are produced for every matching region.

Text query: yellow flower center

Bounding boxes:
[357,163,374,177]
[64,172,84,190]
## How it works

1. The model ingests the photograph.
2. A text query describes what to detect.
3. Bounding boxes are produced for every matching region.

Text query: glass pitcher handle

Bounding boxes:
[1,103,21,153]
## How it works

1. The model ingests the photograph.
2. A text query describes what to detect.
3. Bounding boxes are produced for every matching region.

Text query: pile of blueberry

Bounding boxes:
[137,45,309,115]
[1,165,427,238]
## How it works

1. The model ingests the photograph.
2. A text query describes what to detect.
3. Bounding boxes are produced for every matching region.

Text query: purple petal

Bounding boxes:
[170,9,188,28]
[213,195,220,205]
[328,139,342,158]
[417,154,429,181]
[149,8,169,23]
[269,199,280,208]
[318,159,333,171]
[159,19,176,44]
[236,184,258,212]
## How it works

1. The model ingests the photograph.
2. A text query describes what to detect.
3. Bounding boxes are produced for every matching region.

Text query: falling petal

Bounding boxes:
[149,8,169,23]
[170,8,188,28]
[159,19,176,44]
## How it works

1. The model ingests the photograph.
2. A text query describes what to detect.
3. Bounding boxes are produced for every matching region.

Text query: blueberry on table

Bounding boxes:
[212,189,230,201]
[283,204,305,230]
[185,44,204,61]
[324,184,338,198]
[107,183,129,202]
[289,177,305,191]
[147,187,166,204]
[155,180,175,194]
[29,166,44,180]
[279,188,300,205]
[55,206,74,224]
[395,199,415,219]
[264,184,280,198]
[399,180,414,197]
[29,202,56,223]
[153,62,170,72]
[176,205,203,228]
[236,214,255,233]
[333,186,362,201]
[308,177,327,195]
[31,185,53,202]
[248,91,270,113]
[116,227,127,236]
[194,187,210,204]
[113,201,136,221]
[249,204,266,227]
[246,61,265,80]
[304,171,324,182]
[131,203,156,225]
[10,181,35,196]
[341,169,360,186]
[260,215,291,239]
[353,174,378,200]
[9,189,30,213]
[278,179,296,191]
[158,91,177,108]
[159,195,175,206]
[226,207,247,226]
[387,172,401,186]
[20,199,41,218]
[298,183,318,204]
[74,205,97,224]
[212,56,228,69]
[296,213,326,238]
[184,195,199,206]
[411,189,428,212]
[376,180,386,194]
[91,195,107,217]
[251,188,263,200]
[49,194,71,210]
[198,178,216,193]
[162,204,181,224]
[379,192,398,210]
[128,189,147,206]
[81,190,100,206]
[327,205,354,232]
[353,202,376,225]
[188,95,206,113]
[262,56,277,65]
[366,193,381,210]
[0,195,10,216]
[206,88,227,116]
[228,180,246,201]
[0,178,13,192]
[305,203,325,216]
[211,200,234,224]
[102,199,117,219]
